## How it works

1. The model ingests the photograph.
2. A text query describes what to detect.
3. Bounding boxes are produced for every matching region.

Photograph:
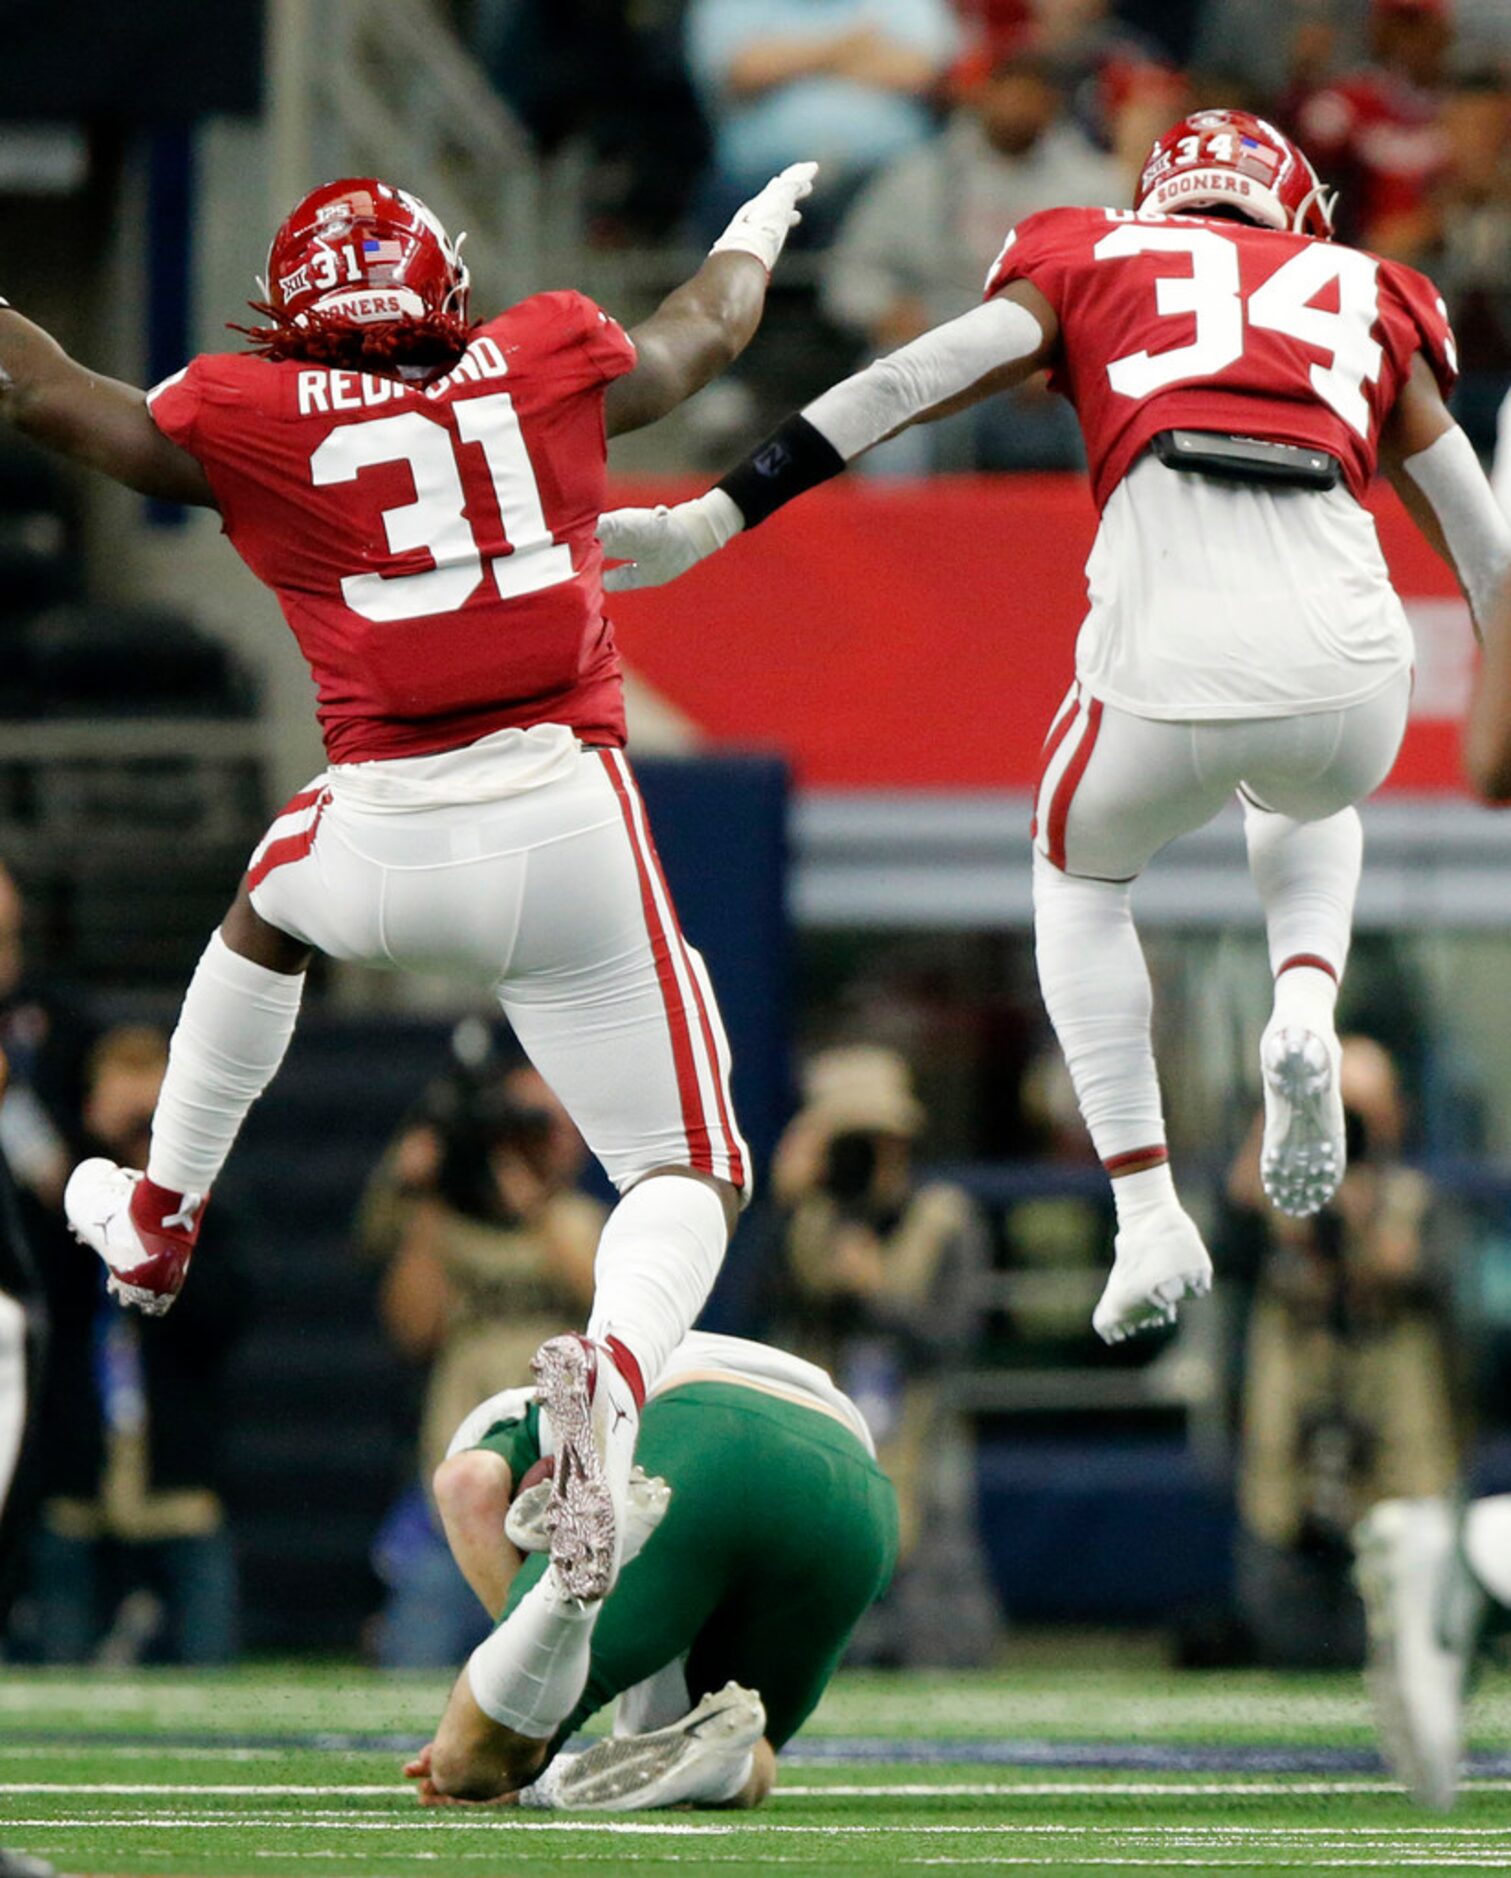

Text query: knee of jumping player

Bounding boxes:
[634,1165,743,1234]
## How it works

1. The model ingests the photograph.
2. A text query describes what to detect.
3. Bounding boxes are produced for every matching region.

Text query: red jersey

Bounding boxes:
[148,291,637,764]
[984,205,1457,512]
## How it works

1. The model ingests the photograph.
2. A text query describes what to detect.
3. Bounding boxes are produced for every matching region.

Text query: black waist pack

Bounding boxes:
[1151,429,1343,491]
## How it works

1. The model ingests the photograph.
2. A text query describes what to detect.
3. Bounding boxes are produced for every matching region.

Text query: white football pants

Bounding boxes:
[249,747,749,1196]
[1032,672,1410,1165]
[1034,671,1411,881]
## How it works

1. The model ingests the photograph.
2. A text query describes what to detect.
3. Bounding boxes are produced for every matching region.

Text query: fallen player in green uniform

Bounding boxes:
[404,1331,899,1810]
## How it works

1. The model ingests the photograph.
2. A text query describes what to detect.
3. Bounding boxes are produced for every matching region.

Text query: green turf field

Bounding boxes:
[3,1662,1510,1875]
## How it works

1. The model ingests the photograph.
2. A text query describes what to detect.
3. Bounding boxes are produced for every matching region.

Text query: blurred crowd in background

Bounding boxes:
[452,0,1511,461]
[0,0,1507,1679]
[0,822,1480,1675]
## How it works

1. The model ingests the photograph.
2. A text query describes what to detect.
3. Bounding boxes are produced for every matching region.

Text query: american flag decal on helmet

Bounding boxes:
[1238,137,1281,184]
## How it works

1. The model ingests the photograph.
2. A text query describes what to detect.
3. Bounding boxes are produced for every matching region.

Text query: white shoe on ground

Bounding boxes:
[530,1335,640,1601]
[1260,1024,1344,1217]
[543,1682,766,1811]
[1093,1205,1213,1345]
[1354,1496,1482,1811]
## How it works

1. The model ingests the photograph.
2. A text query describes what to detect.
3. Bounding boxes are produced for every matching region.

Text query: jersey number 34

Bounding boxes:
[310,393,573,623]
[1095,225,1383,439]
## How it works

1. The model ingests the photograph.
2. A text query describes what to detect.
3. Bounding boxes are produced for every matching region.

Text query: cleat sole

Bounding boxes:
[532,1337,617,1602]
[1261,1028,1343,1218]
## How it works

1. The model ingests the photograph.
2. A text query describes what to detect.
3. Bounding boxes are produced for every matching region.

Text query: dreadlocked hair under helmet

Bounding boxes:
[229,300,474,373]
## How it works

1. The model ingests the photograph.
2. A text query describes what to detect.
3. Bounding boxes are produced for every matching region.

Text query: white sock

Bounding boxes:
[1463,1495,1511,1608]
[1244,801,1360,993]
[466,1569,600,1737]
[1032,854,1167,1162]
[146,931,304,1194]
[586,1174,728,1389]
[1110,1161,1180,1231]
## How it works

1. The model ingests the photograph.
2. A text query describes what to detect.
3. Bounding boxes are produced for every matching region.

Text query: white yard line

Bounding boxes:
[900,1855,1511,1870]
[1,1745,287,1761]
[0,1784,403,1797]
[13,1777,1511,1799]
[11,1817,1511,1839]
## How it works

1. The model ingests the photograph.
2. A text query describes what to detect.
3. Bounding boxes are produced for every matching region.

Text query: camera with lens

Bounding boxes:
[421,1067,555,1225]
[820,1129,883,1211]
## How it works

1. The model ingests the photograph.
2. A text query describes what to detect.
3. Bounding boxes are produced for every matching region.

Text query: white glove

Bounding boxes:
[599,488,744,592]
[709,161,819,273]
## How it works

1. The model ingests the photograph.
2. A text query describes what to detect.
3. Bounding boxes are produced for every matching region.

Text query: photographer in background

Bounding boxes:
[764,1045,995,1663]
[357,1033,601,1666]
[1225,1035,1462,1668]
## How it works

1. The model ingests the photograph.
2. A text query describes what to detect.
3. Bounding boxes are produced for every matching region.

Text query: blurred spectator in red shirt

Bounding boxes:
[1032,0,1179,151]
[947,0,1181,158]
[1295,0,1454,262]
[1190,0,1360,114]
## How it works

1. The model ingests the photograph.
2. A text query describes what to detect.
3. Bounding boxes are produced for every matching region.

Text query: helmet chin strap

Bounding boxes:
[442,231,471,324]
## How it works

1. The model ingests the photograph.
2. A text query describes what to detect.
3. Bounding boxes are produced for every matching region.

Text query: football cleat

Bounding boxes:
[63,1159,203,1316]
[1093,1206,1213,1345]
[546,1682,765,1811]
[1354,1498,1483,1811]
[530,1335,640,1602]
[1260,1024,1344,1217]
[506,1464,671,1568]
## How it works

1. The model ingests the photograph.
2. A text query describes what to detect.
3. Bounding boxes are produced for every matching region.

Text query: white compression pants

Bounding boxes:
[1033,671,1411,881]
[248,747,749,1198]
[1032,673,1409,1164]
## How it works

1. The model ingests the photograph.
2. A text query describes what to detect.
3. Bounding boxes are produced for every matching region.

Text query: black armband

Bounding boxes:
[717,414,846,530]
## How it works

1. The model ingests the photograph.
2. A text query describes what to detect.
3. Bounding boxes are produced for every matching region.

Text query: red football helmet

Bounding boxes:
[239,178,471,365]
[1135,110,1337,240]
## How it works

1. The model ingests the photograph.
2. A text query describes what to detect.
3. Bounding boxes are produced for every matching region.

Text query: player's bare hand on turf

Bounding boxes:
[403,1743,519,1808]
[599,488,743,591]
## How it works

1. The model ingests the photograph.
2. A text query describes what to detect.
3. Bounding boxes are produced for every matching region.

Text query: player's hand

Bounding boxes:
[404,1743,520,1808]
[599,488,744,592]
[710,161,819,273]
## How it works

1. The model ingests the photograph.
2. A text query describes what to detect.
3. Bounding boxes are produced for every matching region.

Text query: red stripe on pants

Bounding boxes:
[246,791,330,893]
[1032,693,1080,846]
[1046,698,1103,871]
[599,753,716,1177]
[638,832,746,1191]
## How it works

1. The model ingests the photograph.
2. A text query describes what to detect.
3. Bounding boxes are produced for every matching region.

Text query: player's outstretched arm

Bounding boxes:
[599,280,1057,589]
[0,304,213,505]
[1381,356,1511,637]
[604,163,818,438]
